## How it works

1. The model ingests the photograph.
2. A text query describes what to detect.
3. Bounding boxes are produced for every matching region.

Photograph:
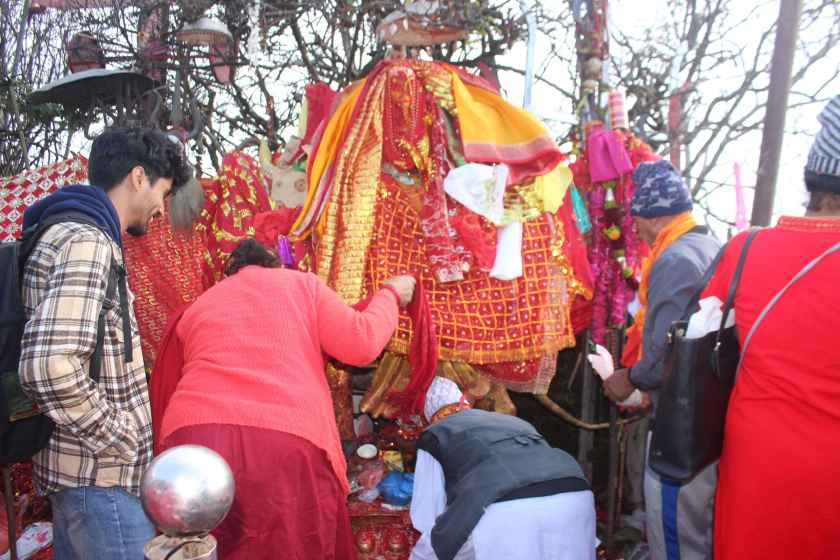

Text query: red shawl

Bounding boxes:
[354,278,438,416]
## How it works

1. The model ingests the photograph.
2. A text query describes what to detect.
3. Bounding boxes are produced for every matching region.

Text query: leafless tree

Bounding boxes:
[2,0,523,173]
[0,2,79,175]
[4,0,839,210]
[533,0,840,228]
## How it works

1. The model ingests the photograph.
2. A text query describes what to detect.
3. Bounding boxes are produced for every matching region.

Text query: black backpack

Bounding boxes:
[0,212,130,464]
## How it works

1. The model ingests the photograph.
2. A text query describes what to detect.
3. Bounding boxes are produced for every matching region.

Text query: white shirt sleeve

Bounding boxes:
[410,449,447,533]
[410,450,477,560]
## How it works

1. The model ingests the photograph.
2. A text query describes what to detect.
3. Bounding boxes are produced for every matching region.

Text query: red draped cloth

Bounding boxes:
[702,217,840,559]
[352,280,438,415]
[122,217,204,365]
[128,151,274,365]
[194,152,275,287]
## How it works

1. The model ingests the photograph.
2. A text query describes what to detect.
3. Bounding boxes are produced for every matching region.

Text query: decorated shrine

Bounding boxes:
[0,70,599,557]
[0,1,661,558]
[286,56,592,414]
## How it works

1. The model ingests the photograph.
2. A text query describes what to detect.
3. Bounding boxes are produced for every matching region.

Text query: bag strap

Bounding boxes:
[88,256,122,383]
[679,228,759,322]
[739,241,840,366]
[115,263,133,364]
[83,260,133,382]
[715,228,762,346]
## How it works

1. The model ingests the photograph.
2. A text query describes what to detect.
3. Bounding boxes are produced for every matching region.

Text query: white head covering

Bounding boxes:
[424,377,464,422]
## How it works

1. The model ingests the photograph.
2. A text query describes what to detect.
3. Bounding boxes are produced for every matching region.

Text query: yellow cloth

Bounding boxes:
[291,82,364,239]
[622,212,697,366]
[536,163,573,213]
[448,70,563,186]
[450,71,550,148]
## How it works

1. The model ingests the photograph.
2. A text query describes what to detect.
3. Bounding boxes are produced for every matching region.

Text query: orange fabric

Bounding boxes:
[449,70,564,186]
[291,82,364,239]
[621,212,696,367]
[159,266,400,493]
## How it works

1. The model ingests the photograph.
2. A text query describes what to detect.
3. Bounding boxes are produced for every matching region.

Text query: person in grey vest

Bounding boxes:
[409,377,597,560]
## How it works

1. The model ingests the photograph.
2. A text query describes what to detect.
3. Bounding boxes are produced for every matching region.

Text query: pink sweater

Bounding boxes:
[160,266,399,493]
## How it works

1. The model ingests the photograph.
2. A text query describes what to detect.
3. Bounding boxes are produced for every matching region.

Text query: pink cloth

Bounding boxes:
[159,266,400,493]
[586,126,633,183]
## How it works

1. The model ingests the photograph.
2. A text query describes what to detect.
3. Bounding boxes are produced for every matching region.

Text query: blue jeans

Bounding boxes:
[49,486,156,560]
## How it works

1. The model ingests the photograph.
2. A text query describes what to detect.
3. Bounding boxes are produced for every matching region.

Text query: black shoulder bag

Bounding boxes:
[648,228,759,482]
[650,231,840,482]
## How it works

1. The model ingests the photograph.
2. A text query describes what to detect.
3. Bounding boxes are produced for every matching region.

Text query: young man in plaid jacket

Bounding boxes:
[19,127,191,559]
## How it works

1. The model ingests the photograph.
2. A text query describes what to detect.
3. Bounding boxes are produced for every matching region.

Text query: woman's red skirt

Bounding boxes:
[163,424,356,560]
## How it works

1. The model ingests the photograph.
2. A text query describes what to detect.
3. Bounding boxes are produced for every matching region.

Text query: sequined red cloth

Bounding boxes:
[194,152,275,287]
[122,216,204,366]
[0,156,88,241]
[369,173,575,372]
[128,152,274,365]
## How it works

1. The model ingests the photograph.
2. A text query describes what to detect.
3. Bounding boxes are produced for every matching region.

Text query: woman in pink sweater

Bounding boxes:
[152,239,415,559]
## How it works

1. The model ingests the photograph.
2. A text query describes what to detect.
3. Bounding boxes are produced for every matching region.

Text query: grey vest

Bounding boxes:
[417,409,589,560]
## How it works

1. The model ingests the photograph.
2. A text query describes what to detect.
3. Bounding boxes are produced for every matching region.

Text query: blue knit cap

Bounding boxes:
[631,160,693,218]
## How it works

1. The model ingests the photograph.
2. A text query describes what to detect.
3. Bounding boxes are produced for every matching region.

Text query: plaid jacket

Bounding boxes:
[19,222,152,496]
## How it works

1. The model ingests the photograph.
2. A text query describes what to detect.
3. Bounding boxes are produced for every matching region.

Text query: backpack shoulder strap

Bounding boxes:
[86,253,134,383]
[88,257,119,384]
[113,259,133,364]
[18,211,101,263]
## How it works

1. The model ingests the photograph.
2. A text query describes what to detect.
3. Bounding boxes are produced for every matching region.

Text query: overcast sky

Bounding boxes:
[493,0,837,236]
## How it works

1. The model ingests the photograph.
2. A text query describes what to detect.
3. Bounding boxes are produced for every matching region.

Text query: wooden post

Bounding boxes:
[606,406,620,555]
[577,332,595,480]
[751,0,803,226]
[604,329,623,557]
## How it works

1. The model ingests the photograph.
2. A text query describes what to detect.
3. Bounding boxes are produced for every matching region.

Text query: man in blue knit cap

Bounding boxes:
[598,159,720,560]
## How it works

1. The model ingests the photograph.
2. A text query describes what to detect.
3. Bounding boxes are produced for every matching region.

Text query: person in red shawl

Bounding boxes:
[702,96,840,559]
[149,239,416,559]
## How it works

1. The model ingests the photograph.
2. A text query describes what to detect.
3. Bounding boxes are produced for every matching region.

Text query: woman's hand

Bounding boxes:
[384,275,417,307]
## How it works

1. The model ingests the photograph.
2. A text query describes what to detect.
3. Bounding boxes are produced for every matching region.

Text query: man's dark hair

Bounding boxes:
[806,190,840,213]
[88,127,192,194]
[805,170,840,195]
[804,171,840,213]
[224,239,281,276]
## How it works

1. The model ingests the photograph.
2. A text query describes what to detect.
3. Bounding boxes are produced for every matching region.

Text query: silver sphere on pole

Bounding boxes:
[140,444,235,537]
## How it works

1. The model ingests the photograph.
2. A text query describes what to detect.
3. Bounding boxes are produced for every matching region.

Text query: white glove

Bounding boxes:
[587,344,614,381]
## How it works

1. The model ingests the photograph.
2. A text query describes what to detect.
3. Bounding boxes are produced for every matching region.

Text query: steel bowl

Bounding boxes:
[140,445,235,537]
